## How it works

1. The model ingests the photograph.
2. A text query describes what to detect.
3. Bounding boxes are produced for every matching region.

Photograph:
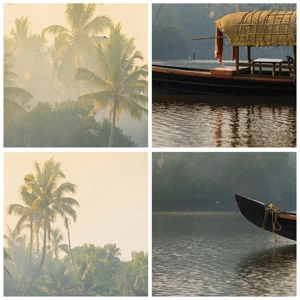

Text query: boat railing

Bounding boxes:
[237,60,295,77]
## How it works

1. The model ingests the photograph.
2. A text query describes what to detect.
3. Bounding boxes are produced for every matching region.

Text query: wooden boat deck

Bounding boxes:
[153,65,295,83]
[210,66,249,76]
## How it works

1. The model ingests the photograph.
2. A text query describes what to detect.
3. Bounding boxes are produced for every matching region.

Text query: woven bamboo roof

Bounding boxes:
[214,11,296,47]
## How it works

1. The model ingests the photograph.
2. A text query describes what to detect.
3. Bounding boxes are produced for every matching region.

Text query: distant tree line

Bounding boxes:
[4,240,148,296]
[152,153,296,212]
[152,3,296,60]
[5,101,136,147]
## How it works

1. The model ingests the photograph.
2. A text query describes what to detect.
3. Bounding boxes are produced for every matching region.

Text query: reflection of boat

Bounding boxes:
[153,11,296,96]
[236,244,296,296]
[235,194,296,241]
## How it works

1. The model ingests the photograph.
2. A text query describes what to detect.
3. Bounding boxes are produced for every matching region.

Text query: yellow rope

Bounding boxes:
[262,204,282,243]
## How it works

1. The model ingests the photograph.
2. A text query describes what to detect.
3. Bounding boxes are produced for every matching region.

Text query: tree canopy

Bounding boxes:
[153,153,296,212]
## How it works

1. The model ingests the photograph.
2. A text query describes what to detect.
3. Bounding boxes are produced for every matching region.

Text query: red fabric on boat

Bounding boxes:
[214,27,223,63]
[231,47,236,61]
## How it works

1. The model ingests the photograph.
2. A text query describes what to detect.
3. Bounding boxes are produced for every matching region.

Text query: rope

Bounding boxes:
[262,204,282,243]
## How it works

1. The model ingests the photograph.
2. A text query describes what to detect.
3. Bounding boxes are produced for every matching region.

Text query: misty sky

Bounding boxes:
[4,152,148,261]
[4,3,148,62]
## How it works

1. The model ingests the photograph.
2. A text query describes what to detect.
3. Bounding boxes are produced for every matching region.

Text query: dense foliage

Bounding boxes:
[4,241,148,296]
[4,100,136,147]
[153,153,296,211]
[153,3,296,60]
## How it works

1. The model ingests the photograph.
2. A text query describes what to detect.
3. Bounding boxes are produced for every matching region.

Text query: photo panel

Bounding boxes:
[4,152,148,296]
[152,152,296,296]
[4,3,148,147]
[152,3,296,147]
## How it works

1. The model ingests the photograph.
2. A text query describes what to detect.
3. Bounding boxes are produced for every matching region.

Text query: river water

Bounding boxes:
[152,60,296,147]
[152,212,296,296]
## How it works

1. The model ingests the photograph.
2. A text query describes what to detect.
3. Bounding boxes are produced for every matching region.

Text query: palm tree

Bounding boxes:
[42,4,112,94]
[5,16,45,58]
[4,249,13,278]
[4,53,33,123]
[76,23,148,146]
[64,217,75,266]
[7,184,37,295]
[33,217,43,257]
[48,228,69,261]
[4,225,25,251]
[4,225,27,280]
[40,261,76,296]
[22,157,79,296]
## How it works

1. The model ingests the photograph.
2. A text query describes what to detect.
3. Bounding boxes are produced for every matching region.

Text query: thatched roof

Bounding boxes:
[214,11,296,47]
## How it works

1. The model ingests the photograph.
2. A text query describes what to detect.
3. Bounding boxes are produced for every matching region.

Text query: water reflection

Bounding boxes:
[152,94,296,147]
[236,244,296,296]
[152,212,296,296]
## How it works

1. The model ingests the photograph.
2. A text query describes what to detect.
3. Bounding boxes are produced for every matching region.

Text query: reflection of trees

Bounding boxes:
[211,106,223,147]
[229,107,239,147]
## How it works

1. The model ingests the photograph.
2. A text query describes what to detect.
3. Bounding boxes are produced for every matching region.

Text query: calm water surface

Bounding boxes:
[152,212,296,296]
[152,60,296,147]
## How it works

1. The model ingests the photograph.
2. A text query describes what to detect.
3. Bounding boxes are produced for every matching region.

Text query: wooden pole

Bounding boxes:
[191,36,227,41]
[236,47,239,75]
[293,45,296,76]
[247,46,251,63]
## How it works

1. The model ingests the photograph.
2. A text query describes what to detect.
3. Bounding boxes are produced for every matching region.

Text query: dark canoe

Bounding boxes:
[153,64,296,96]
[235,194,296,241]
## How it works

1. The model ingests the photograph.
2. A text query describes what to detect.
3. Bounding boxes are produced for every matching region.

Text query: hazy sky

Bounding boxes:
[4,3,148,61]
[4,152,148,261]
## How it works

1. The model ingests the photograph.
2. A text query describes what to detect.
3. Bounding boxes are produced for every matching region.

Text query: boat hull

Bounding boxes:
[235,194,296,241]
[153,65,296,96]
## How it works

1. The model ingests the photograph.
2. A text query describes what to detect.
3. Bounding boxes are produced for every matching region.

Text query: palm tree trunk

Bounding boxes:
[23,218,47,296]
[36,225,40,256]
[108,101,117,147]
[15,217,33,295]
[66,224,75,266]
[75,52,80,98]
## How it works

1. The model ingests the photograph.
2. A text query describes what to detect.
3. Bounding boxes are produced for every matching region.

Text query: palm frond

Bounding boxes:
[4,87,33,103]
[4,266,12,278]
[83,15,112,35]
[18,185,37,206]
[76,68,106,89]
[53,182,77,198]
[81,4,97,27]
[7,203,26,216]
[122,95,148,120]
[42,25,71,39]
[65,4,85,31]
[61,197,80,207]
[78,91,112,117]
[61,205,77,222]
[14,214,31,235]
[4,249,13,278]
[123,68,148,86]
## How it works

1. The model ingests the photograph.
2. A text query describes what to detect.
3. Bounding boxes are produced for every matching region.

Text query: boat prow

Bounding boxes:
[235,194,296,241]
